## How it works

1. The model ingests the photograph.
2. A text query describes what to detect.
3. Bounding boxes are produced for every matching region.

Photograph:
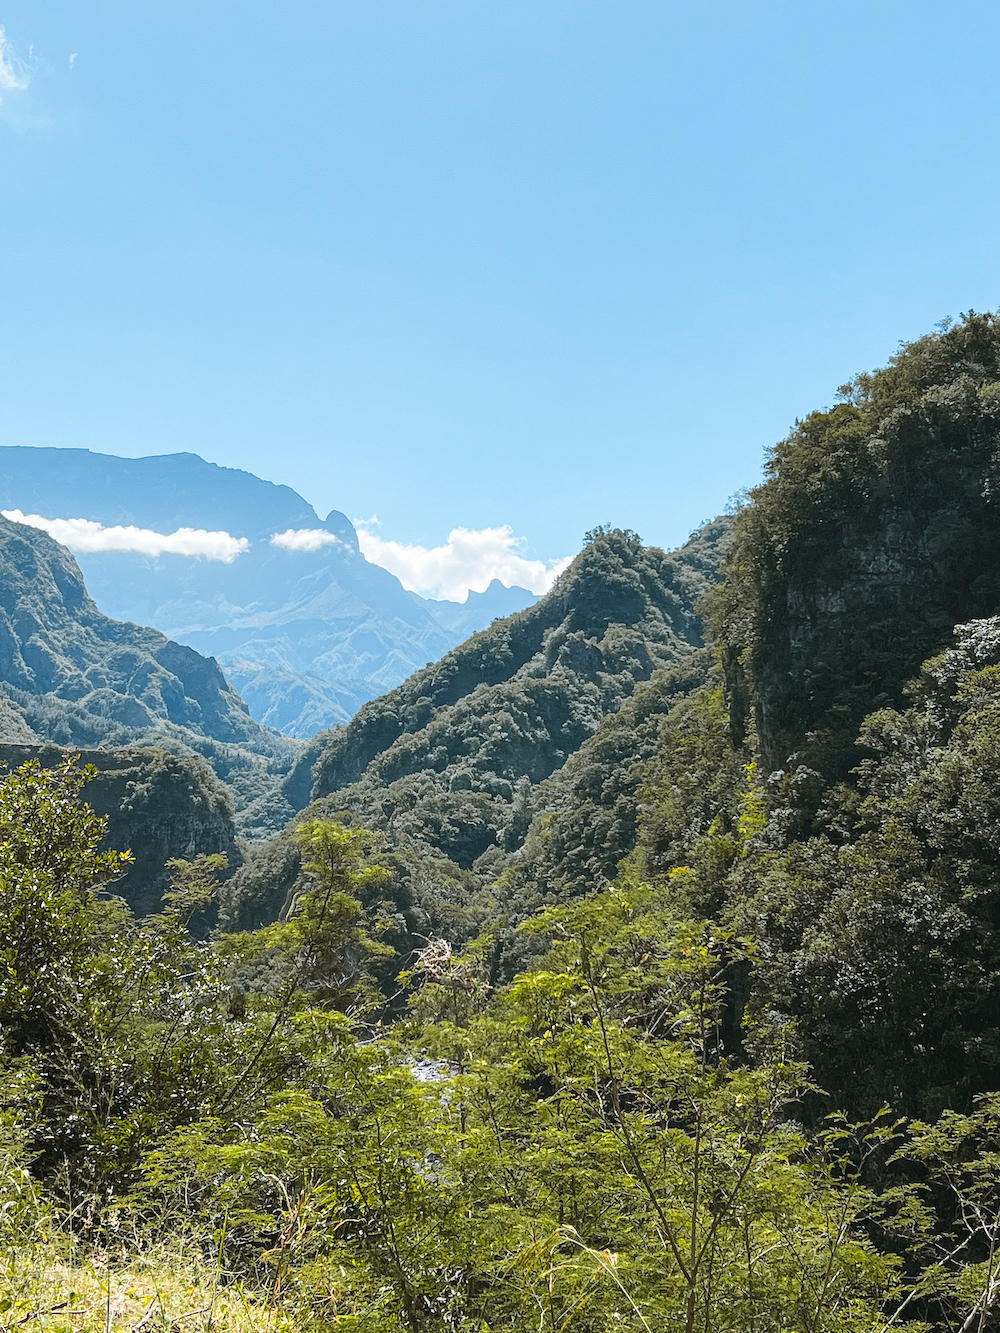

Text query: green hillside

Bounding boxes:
[222,519,731,933]
[0,512,293,757]
[12,316,1000,1328]
[0,512,303,895]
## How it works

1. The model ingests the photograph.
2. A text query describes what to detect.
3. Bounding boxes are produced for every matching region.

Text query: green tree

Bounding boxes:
[173,887,912,1331]
[0,758,132,1055]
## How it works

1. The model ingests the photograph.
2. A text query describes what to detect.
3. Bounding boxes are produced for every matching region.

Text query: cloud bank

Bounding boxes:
[0,27,30,100]
[355,523,572,602]
[2,511,250,563]
[270,528,341,553]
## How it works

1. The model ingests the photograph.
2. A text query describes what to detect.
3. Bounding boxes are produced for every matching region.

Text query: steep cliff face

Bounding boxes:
[0,744,239,918]
[717,314,1000,779]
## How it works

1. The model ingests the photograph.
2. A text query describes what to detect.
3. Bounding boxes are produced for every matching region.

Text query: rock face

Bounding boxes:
[716,315,1000,779]
[0,743,239,918]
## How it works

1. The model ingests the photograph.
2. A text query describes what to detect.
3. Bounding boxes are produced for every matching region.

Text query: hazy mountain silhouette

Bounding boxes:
[0,448,537,734]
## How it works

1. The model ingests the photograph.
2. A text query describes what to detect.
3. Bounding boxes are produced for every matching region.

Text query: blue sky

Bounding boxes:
[2,0,1000,573]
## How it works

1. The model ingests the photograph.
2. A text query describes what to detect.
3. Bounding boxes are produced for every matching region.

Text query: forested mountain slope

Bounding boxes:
[0,512,300,838]
[311,518,729,800]
[723,615,1000,1115]
[223,519,731,930]
[0,742,238,917]
[716,313,1000,789]
[649,312,1000,1115]
[0,513,271,749]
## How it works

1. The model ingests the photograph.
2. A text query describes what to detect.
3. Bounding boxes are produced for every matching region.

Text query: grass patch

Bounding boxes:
[0,1243,285,1333]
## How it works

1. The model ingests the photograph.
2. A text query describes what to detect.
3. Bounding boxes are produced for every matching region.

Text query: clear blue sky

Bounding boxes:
[2,0,999,563]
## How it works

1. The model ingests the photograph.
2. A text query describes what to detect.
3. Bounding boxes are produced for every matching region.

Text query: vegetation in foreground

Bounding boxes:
[2,754,1000,1332]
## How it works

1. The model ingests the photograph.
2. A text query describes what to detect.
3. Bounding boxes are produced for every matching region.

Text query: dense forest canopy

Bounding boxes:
[8,314,1000,1328]
[717,311,1000,786]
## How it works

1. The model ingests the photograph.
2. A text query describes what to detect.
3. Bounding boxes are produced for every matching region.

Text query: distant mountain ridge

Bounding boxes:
[0,448,537,734]
[415,580,539,638]
[0,447,327,536]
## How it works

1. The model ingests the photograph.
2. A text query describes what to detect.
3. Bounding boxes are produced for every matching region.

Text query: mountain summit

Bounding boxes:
[225,519,731,930]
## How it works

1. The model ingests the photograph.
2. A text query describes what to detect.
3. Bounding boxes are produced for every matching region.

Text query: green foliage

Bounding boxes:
[903,1097,1000,1327]
[0,756,986,1331]
[128,888,924,1331]
[500,652,717,924]
[617,674,751,929]
[0,758,132,1054]
[19,313,1000,1326]
[280,818,394,1010]
[0,778,404,1211]
[720,618,1000,1116]
[713,310,1000,792]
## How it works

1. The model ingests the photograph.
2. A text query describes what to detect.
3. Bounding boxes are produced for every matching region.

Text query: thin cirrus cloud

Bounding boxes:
[353,523,572,603]
[2,511,250,563]
[0,26,30,101]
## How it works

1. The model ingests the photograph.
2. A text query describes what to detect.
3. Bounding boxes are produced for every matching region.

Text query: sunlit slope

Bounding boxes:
[0,513,301,844]
[311,520,730,805]
[224,521,730,930]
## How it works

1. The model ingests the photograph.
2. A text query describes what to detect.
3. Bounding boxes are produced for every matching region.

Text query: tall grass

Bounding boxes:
[0,1140,287,1333]
[0,1242,283,1333]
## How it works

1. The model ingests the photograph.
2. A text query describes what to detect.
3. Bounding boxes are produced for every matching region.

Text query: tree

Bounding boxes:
[0,758,131,1055]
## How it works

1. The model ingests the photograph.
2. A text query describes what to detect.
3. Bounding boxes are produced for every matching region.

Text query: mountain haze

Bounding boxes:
[0,448,537,735]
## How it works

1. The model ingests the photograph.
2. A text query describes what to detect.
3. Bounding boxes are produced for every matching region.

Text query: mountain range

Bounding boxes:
[13,313,1000,1329]
[0,468,731,922]
[0,448,536,736]
[222,311,1000,1119]
[9,311,1000,1128]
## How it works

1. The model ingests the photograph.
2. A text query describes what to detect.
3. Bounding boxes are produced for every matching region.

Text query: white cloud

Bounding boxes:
[2,511,250,563]
[355,523,572,602]
[69,53,76,71]
[269,528,342,553]
[0,27,30,100]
